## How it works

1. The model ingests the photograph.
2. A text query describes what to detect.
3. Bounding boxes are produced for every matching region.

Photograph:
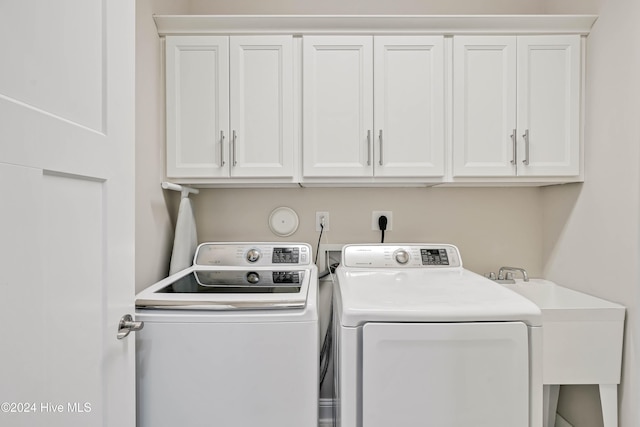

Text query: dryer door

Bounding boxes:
[362,322,529,427]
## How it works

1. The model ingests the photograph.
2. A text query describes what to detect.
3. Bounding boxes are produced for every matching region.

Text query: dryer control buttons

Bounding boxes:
[421,248,450,266]
[246,249,261,263]
[394,249,411,265]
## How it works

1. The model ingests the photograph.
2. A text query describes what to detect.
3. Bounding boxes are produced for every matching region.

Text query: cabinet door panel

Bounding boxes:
[230,36,294,177]
[517,36,580,176]
[166,36,229,178]
[453,36,517,177]
[303,36,373,177]
[374,36,445,177]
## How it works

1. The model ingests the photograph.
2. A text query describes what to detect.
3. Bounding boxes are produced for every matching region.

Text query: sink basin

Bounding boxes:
[500,278,624,384]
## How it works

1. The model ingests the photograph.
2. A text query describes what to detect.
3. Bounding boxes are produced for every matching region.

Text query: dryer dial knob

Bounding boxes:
[246,272,260,284]
[246,249,261,263]
[394,249,410,265]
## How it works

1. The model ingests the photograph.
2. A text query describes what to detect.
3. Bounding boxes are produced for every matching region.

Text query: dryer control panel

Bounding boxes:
[195,243,311,266]
[342,244,462,268]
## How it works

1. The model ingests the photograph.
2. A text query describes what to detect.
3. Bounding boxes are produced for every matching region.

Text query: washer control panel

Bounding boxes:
[195,243,311,267]
[193,270,304,286]
[342,244,462,268]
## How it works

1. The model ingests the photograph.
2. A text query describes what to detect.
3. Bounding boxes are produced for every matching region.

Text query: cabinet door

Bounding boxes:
[230,36,294,178]
[453,36,517,177]
[516,36,580,176]
[303,36,373,177]
[166,36,229,178]
[374,36,445,177]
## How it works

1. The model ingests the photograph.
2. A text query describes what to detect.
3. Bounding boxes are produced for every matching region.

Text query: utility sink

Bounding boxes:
[501,279,624,384]
[500,279,625,427]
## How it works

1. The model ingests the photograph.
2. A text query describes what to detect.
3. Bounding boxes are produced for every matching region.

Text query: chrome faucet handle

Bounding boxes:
[498,266,529,282]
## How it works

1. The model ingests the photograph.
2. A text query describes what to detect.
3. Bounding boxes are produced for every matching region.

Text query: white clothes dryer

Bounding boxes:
[136,242,318,427]
[333,244,543,427]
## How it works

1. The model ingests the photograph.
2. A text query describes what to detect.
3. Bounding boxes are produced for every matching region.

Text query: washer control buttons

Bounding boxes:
[394,249,410,265]
[246,272,260,284]
[246,248,261,263]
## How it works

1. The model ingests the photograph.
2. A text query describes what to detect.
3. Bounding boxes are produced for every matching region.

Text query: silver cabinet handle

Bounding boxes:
[367,130,372,166]
[378,130,384,166]
[232,130,237,166]
[522,129,530,165]
[220,130,225,167]
[510,129,517,165]
[117,314,143,340]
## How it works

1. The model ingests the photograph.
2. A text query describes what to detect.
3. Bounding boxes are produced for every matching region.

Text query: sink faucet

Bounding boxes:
[498,266,529,282]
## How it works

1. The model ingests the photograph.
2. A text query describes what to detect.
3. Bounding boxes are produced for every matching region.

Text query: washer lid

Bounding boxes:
[136,266,313,310]
[335,268,541,327]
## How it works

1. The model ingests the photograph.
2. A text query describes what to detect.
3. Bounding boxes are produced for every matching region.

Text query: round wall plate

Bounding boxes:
[268,206,299,237]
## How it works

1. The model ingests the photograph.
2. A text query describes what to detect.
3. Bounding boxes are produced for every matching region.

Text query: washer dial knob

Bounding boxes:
[246,272,260,284]
[246,248,261,263]
[394,249,410,265]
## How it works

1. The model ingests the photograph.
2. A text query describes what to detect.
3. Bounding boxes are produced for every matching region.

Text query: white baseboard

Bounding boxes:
[318,398,573,427]
[555,414,573,427]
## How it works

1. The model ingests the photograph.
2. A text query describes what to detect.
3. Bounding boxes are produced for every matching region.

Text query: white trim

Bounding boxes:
[154,15,597,36]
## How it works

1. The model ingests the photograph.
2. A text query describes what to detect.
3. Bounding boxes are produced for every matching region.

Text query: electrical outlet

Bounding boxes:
[372,211,393,231]
[316,211,330,232]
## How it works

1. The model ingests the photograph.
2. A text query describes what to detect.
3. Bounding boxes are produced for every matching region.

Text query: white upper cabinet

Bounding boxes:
[230,36,295,178]
[374,36,445,178]
[516,36,581,177]
[166,35,294,180]
[303,36,374,177]
[157,15,595,186]
[303,36,445,180]
[453,35,581,178]
[166,36,229,178]
[453,36,517,177]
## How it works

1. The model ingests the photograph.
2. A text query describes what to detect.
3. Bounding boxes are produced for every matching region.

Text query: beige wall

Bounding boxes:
[194,186,544,277]
[541,0,640,426]
[135,0,185,291]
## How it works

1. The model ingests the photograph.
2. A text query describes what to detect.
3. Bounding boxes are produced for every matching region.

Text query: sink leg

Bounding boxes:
[599,384,618,427]
[543,385,560,427]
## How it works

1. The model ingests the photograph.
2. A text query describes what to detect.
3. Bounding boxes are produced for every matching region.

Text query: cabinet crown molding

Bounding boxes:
[154,15,597,36]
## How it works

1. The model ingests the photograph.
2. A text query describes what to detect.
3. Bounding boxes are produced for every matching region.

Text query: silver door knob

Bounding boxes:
[117,314,144,340]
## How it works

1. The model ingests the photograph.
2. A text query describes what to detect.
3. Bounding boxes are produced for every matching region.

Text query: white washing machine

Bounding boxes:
[135,242,318,427]
[333,244,543,427]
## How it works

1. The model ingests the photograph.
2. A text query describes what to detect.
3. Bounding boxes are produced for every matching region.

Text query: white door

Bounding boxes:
[453,36,517,177]
[303,36,373,177]
[166,36,230,178]
[516,35,581,177]
[374,36,445,177]
[362,322,530,427]
[230,36,294,178]
[0,1,136,426]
